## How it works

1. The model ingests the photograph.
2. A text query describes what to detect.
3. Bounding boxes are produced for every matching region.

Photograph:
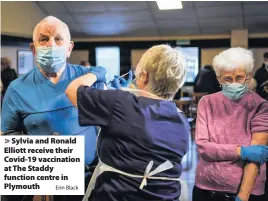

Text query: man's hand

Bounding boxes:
[88,66,107,83]
[240,145,268,164]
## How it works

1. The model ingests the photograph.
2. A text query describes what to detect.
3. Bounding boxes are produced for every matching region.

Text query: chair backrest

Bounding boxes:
[190,92,208,104]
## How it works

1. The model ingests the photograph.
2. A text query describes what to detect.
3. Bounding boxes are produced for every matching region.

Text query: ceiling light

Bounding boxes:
[157,0,183,10]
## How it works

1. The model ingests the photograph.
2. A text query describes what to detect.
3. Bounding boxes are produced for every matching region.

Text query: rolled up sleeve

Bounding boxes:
[251,101,268,133]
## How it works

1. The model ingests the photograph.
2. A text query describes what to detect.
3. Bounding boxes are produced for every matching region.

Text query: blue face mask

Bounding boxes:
[36,47,66,73]
[222,83,248,100]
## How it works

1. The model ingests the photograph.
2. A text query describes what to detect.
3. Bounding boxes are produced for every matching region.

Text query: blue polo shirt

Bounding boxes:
[1,63,104,165]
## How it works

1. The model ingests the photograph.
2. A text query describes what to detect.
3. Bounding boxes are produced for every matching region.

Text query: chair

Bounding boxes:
[173,97,193,118]
[188,92,208,121]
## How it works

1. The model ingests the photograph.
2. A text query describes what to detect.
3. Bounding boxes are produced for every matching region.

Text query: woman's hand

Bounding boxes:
[239,145,268,164]
[236,189,251,201]
[88,66,107,83]
[235,196,243,201]
[235,195,248,201]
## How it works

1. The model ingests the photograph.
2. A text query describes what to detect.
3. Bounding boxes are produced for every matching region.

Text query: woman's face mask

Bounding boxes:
[36,46,67,73]
[219,68,250,100]
[222,83,248,100]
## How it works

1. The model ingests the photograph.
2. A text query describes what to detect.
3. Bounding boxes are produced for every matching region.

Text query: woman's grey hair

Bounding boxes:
[137,44,187,100]
[32,16,71,42]
[213,47,254,76]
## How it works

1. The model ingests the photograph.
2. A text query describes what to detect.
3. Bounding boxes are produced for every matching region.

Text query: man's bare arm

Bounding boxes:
[237,132,268,201]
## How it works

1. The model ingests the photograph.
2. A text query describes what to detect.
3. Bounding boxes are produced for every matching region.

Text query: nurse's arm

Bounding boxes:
[237,132,268,201]
[66,73,97,107]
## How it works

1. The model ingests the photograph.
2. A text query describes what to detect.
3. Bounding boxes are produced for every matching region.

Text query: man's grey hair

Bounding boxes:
[137,44,187,100]
[213,47,254,76]
[32,16,71,42]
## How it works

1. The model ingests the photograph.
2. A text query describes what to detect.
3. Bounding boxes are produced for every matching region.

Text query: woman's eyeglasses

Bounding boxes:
[219,75,250,85]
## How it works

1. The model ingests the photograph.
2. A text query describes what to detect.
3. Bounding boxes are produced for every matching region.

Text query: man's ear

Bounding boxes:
[67,41,74,58]
[30,43,36,56]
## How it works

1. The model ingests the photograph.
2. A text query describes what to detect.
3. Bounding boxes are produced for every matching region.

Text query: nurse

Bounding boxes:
[1,16,104,201]
[66,45,190,201]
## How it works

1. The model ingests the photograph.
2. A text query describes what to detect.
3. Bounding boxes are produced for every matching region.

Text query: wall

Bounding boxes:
[1,46,33,72]
[131,49,146,67]
[201,48,227,67]
[67,50,90,65]
[251,48,268,74]
[1,2,45,38]
[132,48,228,70]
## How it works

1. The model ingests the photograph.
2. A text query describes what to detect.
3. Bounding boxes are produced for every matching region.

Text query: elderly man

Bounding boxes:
[1,16,105,201]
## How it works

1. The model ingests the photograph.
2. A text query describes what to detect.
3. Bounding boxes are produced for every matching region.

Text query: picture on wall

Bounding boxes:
[17,50,34,75]
[95,47,120,82]
[177,47,199,83]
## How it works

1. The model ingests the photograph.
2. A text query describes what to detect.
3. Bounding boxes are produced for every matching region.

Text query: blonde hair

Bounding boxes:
[137,44,187,100]
[32,16,71,42]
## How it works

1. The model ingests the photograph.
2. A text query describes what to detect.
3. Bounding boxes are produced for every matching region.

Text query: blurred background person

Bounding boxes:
[248,77,257,92]
[1,57,17,98]
[194,64,221,94]
[1,79,3,107]
[255,52,268,100]
[80,60,91,68]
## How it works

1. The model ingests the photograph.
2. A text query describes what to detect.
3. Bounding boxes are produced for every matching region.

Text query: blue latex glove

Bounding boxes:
[88,66,107,83]
[235,196,242,201]
[240,145,268,165]
[111,70,133,89]
[111,75,121,89]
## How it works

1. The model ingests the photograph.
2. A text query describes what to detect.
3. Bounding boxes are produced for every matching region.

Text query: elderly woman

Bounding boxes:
[66,45,190,201]
[193,47,268,201]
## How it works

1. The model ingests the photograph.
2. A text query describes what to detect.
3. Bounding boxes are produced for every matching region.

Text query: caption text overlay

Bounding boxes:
[0,136,84,195]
